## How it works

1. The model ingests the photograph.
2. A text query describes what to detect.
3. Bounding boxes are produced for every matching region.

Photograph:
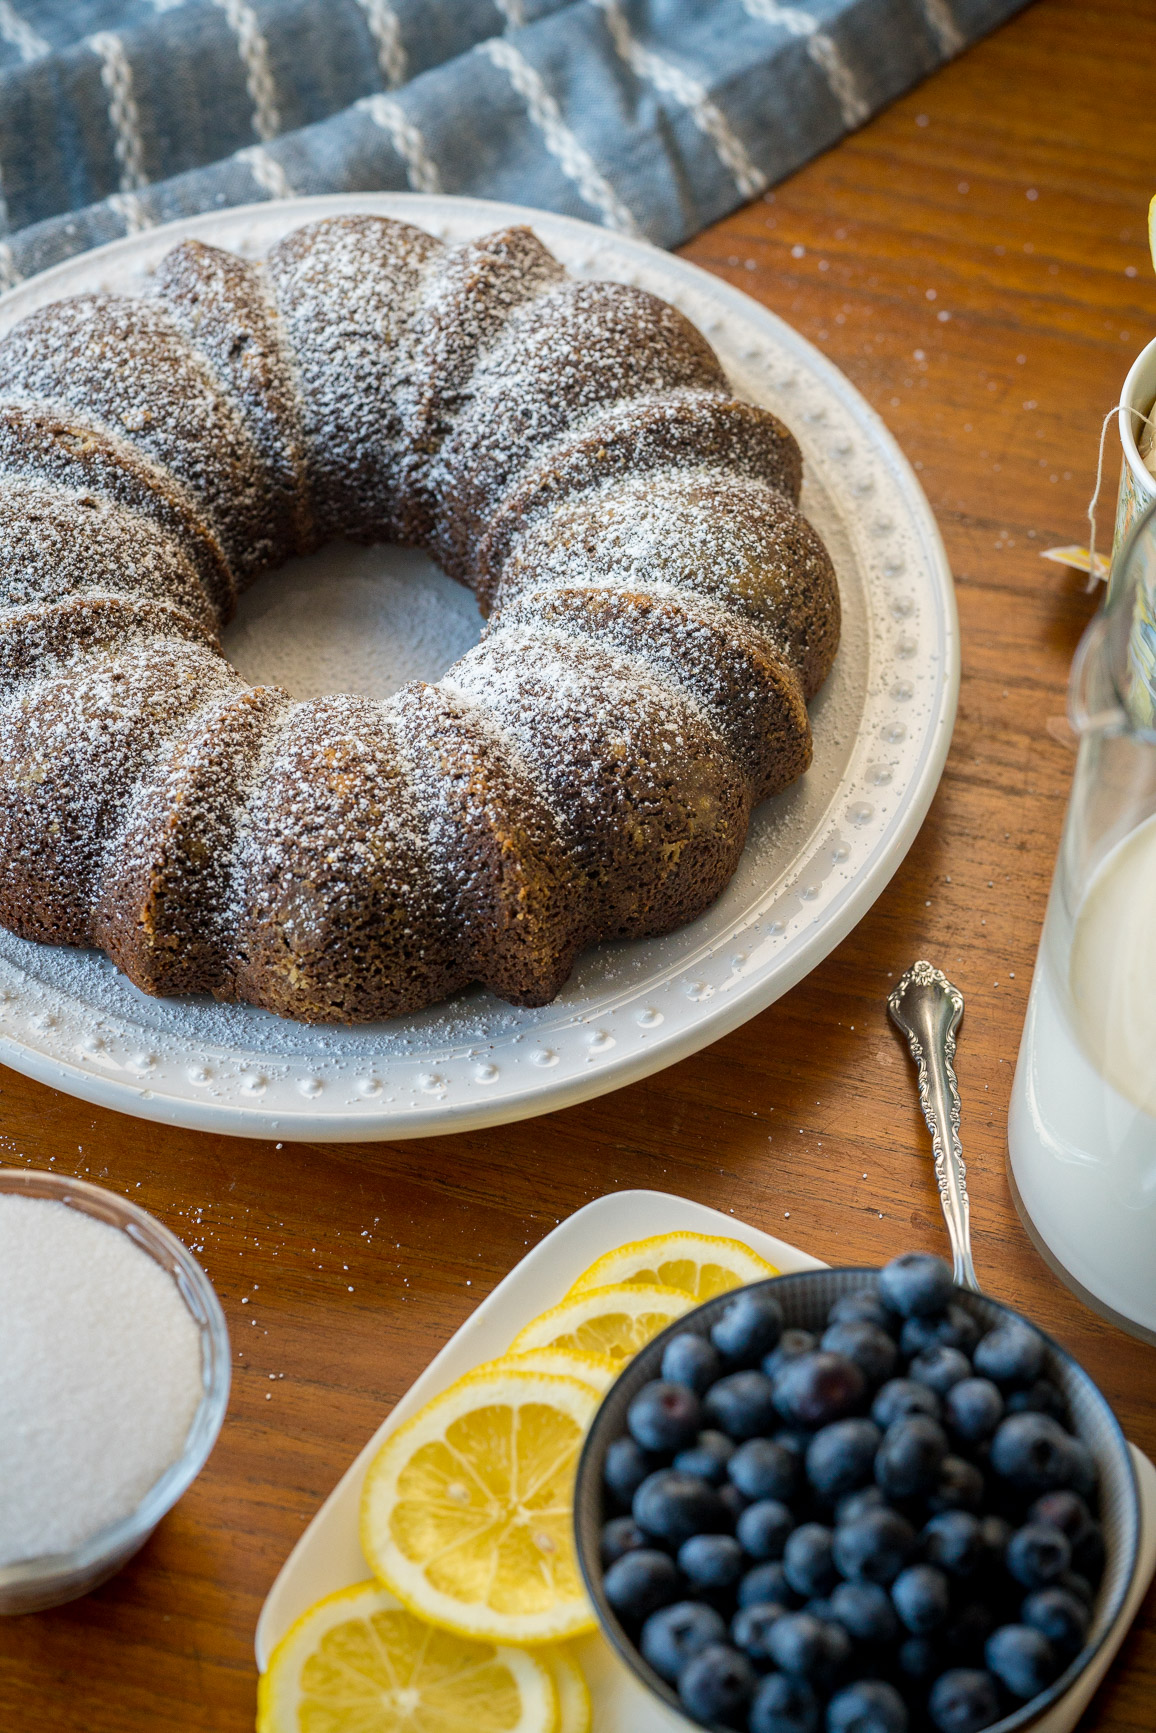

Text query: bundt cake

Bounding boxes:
[0,215,839,1025]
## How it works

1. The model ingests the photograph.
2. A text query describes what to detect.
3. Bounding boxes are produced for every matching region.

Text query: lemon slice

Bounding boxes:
[508,1283,696,1362]
[1149,192,1156,274]
[257,1580,558,1733]
[496,1346,618,1393]
[361,1369,599,1644]
[568,1231,778,1301]
[543,1645,591,1733]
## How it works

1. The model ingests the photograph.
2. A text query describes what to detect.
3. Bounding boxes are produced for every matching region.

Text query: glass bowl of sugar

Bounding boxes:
[0,1167,230,1614]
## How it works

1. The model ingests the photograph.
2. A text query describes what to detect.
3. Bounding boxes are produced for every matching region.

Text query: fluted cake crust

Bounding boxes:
[0,216,840,1025]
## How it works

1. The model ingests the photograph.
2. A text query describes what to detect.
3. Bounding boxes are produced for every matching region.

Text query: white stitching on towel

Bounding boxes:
[354,0,408,89]
[107,190,156,233]
[212,0,282,143]
[480,37,640,235]
[591,0,767,198]
[88,32,150,193]
[359,93,443,194]
[0,3,49,62]
[739,0,870,130]
[921,0,964,57]
[235,143,294,199]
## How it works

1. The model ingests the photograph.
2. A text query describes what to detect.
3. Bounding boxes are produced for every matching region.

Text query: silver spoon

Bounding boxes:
[887,959,979,1294]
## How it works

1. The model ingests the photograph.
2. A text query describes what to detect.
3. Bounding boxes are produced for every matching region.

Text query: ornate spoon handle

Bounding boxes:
[887,960,979,1293]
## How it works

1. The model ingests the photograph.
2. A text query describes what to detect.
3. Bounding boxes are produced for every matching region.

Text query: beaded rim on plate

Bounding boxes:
[0,1167,231,1615]
[574,1269,1140,1733]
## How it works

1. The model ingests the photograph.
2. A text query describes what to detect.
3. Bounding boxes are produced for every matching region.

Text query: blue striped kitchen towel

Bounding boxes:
[0,0,1025,284]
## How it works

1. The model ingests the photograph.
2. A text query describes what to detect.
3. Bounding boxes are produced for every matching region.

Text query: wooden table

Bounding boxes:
[3,1,1155,1724]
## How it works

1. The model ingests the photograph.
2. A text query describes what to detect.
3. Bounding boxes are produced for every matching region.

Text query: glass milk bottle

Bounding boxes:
[1009,498,1156,1341]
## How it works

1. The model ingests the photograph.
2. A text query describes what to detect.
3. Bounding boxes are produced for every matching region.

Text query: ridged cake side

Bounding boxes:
[0,215,840,1024]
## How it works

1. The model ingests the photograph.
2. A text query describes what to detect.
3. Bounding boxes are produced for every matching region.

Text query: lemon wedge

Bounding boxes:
[508,1282,696,1362]
[361,1369,599,1644]
[567,1231,778,1300]
[493,1346,618,1393]
[543,1645,591,1733]
[257,1580,558,1733]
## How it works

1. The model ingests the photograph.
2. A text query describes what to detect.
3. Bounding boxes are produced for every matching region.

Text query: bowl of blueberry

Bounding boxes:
[574,1252,1139,1733]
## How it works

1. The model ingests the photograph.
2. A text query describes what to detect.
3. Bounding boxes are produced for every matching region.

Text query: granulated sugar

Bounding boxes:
[0,1194,204,1566]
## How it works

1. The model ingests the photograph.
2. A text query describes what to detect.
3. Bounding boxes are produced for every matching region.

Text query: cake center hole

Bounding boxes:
[221,540,484,701]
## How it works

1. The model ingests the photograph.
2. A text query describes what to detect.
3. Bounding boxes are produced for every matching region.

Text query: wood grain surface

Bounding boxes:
[2,1,1155,1725]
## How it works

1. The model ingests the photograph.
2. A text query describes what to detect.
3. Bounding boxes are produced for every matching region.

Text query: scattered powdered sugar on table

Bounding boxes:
[0,1195,203,1566]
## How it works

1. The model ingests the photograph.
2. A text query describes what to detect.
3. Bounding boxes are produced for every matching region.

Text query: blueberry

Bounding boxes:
[1021,1586,1090,1655]
[678,1642,756,1727]
[662,1330,723,1395]
[927,1668,1002,1733]
[878,1252,955,1318]
[732,1599,789,1665]
[973,1322,1046,1391]
[826,1680,908,1733]
[820,1322,899,1387]
[923,1511,986,1578]
[604,1435,653,1507]
[1005,1521,1071,1589]
[675,1429,736,1485]
[891,1563,951,1634]
[985,1622,1060,1698]
[628,1380,704,1453]
[872,1379,941,1429]
[908,1346,972,1397]
[1006,1379,1067,1422]
[774,1427,815,1465]
[705,1370,779,1439]
[633,1470,731,1547]
[828,1581,899,1643]
[875,1416,948,1498]
[806,1419,882,1501]
[764,1329,818,1378]
[990,1413,1080,1492]
[679,1532,746,1593]
[827,1290,898,1335]
[927,1456,986,1514]
[944,1378,1004,1443]
[833,1507,917,1584]
[767,1612,849,1684]
[739,1560,795,1608]
[601,1515,647,1567]
[774,1353,867,1427]
[783,1523,839,1597]
[1028,1489,1093,1543]
[834,1485,887,1526]
[728,1437,798,1503]
[738,1499,795,1562]
[641,1600,727,1681]
[711,1289,785,1368]
[1058,1569,1095,1606]
[896,1635,942,1682]
[1065,1438,1099,1503]
[749,1673,821,1733]
[603,1548,680,1620]
[900,1305,981,1358]
[719,1482,748,1524]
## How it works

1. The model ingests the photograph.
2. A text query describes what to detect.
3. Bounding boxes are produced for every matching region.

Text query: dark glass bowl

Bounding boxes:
[574,1268,1139,1733]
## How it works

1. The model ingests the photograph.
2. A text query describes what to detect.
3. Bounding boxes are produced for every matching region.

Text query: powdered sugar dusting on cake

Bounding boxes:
[0,215,839,1025]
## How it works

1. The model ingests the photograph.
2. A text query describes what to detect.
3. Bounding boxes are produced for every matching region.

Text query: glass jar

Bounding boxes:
[1009,498,1156,1340]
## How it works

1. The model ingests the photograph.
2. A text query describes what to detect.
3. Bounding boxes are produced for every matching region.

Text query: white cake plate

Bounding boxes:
[0,193,958,1140]
[255,1191,1156,1732]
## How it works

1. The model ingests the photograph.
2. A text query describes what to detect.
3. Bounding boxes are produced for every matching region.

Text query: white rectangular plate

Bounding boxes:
[255,1189,1156,1733]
